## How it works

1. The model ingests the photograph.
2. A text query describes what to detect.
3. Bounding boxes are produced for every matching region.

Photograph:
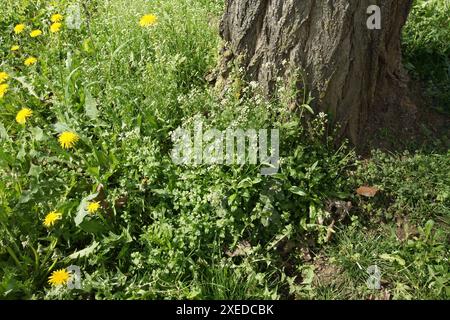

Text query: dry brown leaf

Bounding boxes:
[356,186,379,197]
[325,219,336,242]
[395,216,419,241]
[225,240,252,257]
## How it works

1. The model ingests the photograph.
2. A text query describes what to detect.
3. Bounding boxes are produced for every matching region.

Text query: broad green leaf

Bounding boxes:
[237,177,261,189]
[301,104,314,114]
[79,219,107,234]
[18,187,39,204]
[289,186,307,196]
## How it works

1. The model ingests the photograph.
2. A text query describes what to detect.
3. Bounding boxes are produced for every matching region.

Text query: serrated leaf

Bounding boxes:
[379,253,406,266]
[68,241,99,260]
[17,143,26,161]
[0,122,11,141]
[15,76,39,99]
[74,192,99,226]
[30,126,44,141]
[85,89,98,120]
[28,164,42,177]
[53,122,72,134]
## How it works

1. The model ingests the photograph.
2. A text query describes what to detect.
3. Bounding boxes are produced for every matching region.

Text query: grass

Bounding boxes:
[313,222,449,299]
[403,0,450,114]
[0,0,448,300]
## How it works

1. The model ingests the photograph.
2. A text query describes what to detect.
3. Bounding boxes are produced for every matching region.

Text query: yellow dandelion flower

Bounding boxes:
[11,45,20,51]
[0,84,9,99]
[43,210,62,228]
[139,14,158,27]
[0,72,8,83]
[87,201,100,214]
[30,29,43,38]
[14,24,26,34]
[24,57,37,66]
[16,108,33,125]
[50,22,62,33]
[51,13,64,23]
[58,131,79,149]
[48,268,70,286]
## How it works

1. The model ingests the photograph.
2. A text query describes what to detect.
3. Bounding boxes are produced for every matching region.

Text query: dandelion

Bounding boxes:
[30,29,43,37]
[11,45,20,51]
[58,131,79,149]
[51,13,64,23]
[43,210,62,228]
[14,24,26,34]
[24,57,37,66]
[48,269,70,286]
[0,72,8,83]
[139,14,158,27]
[16,108,33,125]
[50,22,62,33]
[87,201,100,214]
[0,84,8,99]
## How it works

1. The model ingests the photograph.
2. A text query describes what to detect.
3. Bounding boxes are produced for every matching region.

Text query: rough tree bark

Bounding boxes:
[217,0,415,146]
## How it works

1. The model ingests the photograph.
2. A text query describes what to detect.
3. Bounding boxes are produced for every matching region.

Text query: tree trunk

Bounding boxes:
[218,0,415,146]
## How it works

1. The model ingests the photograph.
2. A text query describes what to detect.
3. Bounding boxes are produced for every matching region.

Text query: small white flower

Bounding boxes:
[249,81,258,89]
